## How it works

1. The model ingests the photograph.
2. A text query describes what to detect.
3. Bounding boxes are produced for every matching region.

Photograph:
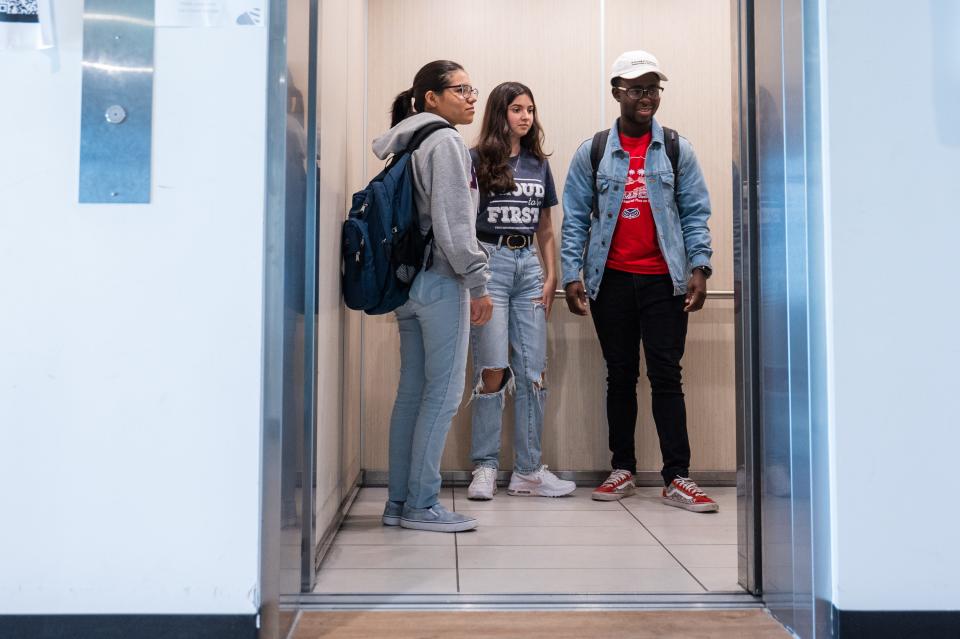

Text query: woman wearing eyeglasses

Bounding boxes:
[465,82,577,501]
[374,60,493,532]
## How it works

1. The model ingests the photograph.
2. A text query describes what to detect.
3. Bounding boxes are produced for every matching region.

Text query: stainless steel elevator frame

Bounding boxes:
[261,0,834,637]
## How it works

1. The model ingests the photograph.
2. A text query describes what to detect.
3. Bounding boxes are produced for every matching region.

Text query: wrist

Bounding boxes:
[692,265,712,279]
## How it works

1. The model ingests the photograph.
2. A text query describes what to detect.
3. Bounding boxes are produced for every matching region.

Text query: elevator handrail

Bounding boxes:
[553,289,734,299]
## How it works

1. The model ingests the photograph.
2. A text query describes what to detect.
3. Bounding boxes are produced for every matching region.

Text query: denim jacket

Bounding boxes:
[560,118,713,299]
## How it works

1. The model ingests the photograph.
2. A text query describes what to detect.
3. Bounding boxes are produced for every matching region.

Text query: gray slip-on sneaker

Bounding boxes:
[399,503,478,532]
[382,500,404,526]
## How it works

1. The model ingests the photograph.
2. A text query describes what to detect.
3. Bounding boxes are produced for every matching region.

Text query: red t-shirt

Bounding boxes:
[605,131,669,274]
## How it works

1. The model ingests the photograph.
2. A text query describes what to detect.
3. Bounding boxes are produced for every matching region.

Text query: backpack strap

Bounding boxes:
[385,121,454,170]
[661,126,680,188]
[400,120,452,269]
[589,129,609,186]
[406,121,455,153]
[589,129,609,216]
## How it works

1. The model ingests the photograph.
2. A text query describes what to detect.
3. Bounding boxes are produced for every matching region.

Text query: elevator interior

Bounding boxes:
[269,0,822,635]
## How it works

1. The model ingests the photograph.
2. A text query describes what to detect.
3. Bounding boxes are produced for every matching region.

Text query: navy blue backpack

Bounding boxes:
[341,122,452,314]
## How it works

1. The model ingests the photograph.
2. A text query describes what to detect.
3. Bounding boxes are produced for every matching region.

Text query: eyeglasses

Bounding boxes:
[443,84,480,99]
[614,85,664,100]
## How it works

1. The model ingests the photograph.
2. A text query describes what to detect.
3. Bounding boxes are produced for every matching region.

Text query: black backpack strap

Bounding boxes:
[589,129,609,189]
[661,126,681,190]
[385,121,454,170]
[407,121,455,153]
[402,121,452,270]
[589,129,609,217]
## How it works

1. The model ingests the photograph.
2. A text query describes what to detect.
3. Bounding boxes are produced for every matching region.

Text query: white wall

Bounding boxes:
[824,0,960,611]
[0,3,267,614]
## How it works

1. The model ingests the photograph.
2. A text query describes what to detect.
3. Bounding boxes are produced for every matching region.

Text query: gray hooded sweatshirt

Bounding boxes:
[372,112,489,299]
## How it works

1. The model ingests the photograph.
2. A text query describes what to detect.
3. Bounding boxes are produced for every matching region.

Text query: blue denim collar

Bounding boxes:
[609,117,665,154]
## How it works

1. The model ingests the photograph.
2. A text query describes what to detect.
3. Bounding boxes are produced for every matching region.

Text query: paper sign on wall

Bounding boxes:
[0,0,53,49]
[155,1,264,28]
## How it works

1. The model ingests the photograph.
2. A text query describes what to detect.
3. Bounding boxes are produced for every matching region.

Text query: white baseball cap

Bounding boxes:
[610,50,668,82]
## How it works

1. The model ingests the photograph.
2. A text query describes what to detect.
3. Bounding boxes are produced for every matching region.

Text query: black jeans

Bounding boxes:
[590,269,690,485]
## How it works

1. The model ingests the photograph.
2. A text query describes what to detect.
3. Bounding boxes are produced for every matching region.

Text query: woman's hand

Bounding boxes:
[537,275,557,320]
[471,295,494,326]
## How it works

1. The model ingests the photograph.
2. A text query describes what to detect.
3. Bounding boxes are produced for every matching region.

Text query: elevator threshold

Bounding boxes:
[284,608,790,639]
[282,591,762,611]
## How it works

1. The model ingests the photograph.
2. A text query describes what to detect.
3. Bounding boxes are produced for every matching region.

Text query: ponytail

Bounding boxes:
[388,60,465,127]
[390,88,415,127]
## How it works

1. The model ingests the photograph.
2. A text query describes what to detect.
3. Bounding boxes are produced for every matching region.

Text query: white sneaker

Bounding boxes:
[467,465,497,500]
[507,465,576,497]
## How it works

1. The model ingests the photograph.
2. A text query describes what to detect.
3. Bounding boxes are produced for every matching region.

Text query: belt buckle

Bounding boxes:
[505,234,527,250]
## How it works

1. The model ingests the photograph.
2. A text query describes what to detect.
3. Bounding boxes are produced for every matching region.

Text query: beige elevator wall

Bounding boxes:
[314,0,366,544]
[358,0,735,475]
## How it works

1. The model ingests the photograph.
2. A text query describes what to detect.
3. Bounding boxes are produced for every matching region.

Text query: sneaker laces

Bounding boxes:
[472,466,496,489]
[674,477,706,497]
[601,469,632,487]
[533,465,553,479]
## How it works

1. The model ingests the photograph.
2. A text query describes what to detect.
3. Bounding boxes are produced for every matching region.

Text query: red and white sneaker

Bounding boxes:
[591,469,636,501]
[662,477,719,512]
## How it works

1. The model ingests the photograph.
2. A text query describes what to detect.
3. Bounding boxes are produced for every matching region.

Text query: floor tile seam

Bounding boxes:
[455,567,693,571]
[616,499,710,593]
[457,543,665,547]
[453,567,711,572]
[446,525,652,528]
[451,485,461,593]
[632,537,730,546]
[315,568,459,572]
[453,544,675,548]
[455,509,640,514]
[331,543,456,547]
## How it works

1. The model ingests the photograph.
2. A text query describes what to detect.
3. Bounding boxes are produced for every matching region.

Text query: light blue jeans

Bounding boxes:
[388,269,470,509]
[470,242,548,474]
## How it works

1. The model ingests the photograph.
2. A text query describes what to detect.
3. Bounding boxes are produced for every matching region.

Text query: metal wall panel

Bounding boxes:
[753,0,797,624]
[751,0,831,636]
[801,0,834,633]
[78,0,155,203]
[733,0,761,596]
[261,0,321,633]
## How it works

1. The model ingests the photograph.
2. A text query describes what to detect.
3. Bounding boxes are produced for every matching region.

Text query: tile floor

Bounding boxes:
[314,485,742,595]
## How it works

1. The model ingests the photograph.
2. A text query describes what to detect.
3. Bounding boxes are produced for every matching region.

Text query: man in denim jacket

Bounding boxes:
[560,50,718,512]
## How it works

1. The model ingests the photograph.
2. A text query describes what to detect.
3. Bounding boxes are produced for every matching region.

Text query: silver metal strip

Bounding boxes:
[259,1,289,637]
[281,592,762,611]
[300,0,321,594]
[732,0,761,597]
[361,470,736,488]
[553,289,734,299]
[78,0,155,203]
[358,0,369,496]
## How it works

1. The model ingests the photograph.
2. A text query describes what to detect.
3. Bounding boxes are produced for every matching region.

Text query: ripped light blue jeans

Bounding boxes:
[470,241,548,474]
[389,269,470,509]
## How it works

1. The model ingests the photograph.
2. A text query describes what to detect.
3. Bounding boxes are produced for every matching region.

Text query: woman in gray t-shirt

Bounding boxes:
[466,82,576,501]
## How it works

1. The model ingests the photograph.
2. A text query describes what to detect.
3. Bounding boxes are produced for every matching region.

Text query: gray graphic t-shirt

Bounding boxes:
[471,148,558,236]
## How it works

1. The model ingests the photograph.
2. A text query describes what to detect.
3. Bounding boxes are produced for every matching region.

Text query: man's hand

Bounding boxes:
[471,295,494,326]
[684,270,708,312]
[564,281,589,316]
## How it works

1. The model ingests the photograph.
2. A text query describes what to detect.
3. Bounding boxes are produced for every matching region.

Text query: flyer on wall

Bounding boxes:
[155,1,265,28]
[0,0,53,50]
